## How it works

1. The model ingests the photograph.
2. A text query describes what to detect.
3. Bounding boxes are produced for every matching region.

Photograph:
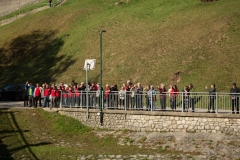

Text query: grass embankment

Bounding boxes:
[0,0,240,91]
[0,108,164,159]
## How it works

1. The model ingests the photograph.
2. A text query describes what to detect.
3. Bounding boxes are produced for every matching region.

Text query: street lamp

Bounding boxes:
[99,30,106,125]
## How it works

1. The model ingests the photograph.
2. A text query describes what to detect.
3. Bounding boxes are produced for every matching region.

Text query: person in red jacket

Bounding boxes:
[69,87,74,107]
[55,86,61,107]
[90,82,98,108]
[34,83,42,108]
[170,85,179,112]
[51,85,57,108]
[43,84,51,107]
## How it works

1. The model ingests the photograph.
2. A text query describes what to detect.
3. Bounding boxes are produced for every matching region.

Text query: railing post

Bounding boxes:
[150,91,153,111]
[181,92,184,112]
[216,92,218,114]
[124,91,127,111]
[60,90,62,108]
[102,91,104,110]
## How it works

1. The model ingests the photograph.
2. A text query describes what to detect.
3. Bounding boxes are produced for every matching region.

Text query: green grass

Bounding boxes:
[0,0,240,91]
[0,108,158,159]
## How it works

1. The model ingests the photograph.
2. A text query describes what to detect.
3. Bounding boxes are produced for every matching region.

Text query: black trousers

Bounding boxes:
[208,97,215,111]
[160,96,166,110]
[232,98,239,113]
[23,96,28,107]
[35,96,41,107]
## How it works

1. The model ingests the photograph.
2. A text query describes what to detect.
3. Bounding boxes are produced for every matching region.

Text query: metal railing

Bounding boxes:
[58,91,240,113]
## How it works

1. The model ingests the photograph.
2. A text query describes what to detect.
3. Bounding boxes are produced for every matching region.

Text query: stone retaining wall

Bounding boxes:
[56,109,240,135]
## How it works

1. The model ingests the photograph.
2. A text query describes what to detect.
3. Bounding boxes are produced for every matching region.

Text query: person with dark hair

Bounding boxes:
[206,84,216,113]
[158,83,167,111]
[28,83,35,107]
[170,85,179,112]
[55,86,61,108]
[136,83,143,110]
[145,85,151,111]
[48,0,52,7]
[188,83,196,112]
[125,80,132,109]
[111,84,118,108]
[79,82,86,107]
[51,85,57,108]
[230,83,239,114]
[23,81,29,107]
[43,84,51,108]
[90,82,98,108]
[130,84,137,109]
[34,83,42,108]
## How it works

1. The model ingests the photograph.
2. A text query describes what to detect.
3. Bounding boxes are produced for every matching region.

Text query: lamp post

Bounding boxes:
[99,30,106,125]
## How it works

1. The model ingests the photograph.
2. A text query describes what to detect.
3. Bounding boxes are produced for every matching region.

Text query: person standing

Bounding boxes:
[43,84,51,107]
[130,84,137,109]
[119,87,126,109]
[126,80,132,109]
[34,83,42,108]
[51,85,57,108]
[55,86,61,108]
[206,84,216,113]
[145,85,151,111]
[79,82,86,106]
[90,82,98,108]
[136,83,143,110]
[158,83,167,111]
[28,83,35,107]
[104,84,111,109]
[48,0,52,7]
[188,83,196,112]
[170,85,179,112]
[230,83,239,114]
[23,81,29,107]
[148,85,156,111]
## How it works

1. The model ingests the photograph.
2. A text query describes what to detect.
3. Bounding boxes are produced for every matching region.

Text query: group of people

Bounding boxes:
[22,80,240,114]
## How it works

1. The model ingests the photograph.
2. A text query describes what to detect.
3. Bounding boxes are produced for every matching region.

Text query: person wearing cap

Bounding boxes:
[230,83,239,114]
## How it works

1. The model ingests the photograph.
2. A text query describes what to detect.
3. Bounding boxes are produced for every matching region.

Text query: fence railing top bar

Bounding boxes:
[60,91,240,95]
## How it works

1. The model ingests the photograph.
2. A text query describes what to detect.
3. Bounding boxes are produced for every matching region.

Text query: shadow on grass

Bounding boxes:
[0,109,52,160]
[0,30,75,86]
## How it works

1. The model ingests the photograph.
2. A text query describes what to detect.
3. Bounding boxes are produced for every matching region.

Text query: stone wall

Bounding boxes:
[56,108,240,135]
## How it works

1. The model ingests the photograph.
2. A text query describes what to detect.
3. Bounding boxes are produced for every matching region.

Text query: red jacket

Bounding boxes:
[56,90,61,97]
[170,89,179,98]
[51,89,56,97]
[104,87,111,98]
[44,88,51,96]
[35,87,41,97]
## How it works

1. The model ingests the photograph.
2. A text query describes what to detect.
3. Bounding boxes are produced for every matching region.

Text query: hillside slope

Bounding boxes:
[0,0,240,91]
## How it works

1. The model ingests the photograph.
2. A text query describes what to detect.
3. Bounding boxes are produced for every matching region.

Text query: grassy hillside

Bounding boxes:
[0,0,240,91]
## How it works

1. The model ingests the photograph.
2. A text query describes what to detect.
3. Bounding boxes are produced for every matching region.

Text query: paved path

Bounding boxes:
[0,0,41,16]
[0,101,24,108]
